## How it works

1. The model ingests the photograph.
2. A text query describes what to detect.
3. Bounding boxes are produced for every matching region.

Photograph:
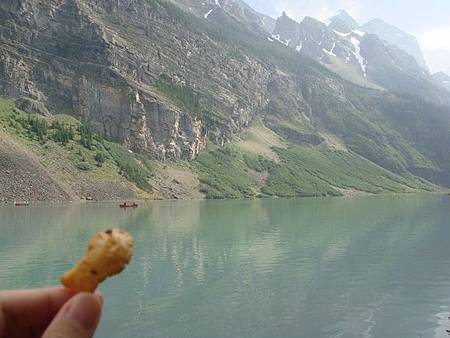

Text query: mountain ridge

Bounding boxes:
[361,18,429,70]
[327,9,360,33]
[432,71,450,92]
[271,10,449,104]
[0,0,449,201]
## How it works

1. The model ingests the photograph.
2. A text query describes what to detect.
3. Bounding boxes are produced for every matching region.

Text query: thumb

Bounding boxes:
[42,292,103,338]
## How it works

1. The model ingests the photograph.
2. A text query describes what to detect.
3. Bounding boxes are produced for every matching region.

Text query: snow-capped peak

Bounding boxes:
[329,9,358,24]
[327,9,359,33]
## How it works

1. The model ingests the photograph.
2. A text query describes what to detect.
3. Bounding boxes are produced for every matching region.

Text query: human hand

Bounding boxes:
[0,287,103,338]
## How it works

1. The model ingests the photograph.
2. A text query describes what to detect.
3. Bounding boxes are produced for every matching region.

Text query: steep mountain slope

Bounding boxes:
[433,72,450,92]
[327,9,359,33]
[0,0,207,161]
[0,97,211,202]
[0,99,155,202]
[0,0,449,201]
[0,130,74,203]
[362,18,428,70]
[272,13,376,88]
[271,11,449,105]
[172,0,275,33]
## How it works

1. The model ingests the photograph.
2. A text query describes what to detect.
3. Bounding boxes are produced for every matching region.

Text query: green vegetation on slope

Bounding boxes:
[263,146,435,197]
[115,0,450,191]
[193,137,437,199]
[154,77,228,127]
[153,0,449,189]
[193,144,258,199]
[106,142,154,191]
[0,98,155,194]
[155,78,202,114]
[0,98,440,201]
[375,92,450,186]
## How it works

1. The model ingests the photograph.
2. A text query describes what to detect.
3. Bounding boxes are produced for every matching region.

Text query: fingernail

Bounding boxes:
[96,292,104,305]
[66,293,102,330]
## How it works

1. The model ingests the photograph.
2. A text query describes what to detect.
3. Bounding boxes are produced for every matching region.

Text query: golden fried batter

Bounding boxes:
[61,229,134,292]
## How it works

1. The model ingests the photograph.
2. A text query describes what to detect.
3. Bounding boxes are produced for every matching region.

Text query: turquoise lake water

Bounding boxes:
[1,195,450,337]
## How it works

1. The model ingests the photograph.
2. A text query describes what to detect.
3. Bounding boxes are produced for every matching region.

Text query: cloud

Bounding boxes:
[418,25,450,73]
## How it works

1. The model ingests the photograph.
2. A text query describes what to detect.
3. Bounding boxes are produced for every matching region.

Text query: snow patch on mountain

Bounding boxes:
[271,34,290,46]
[353,30,366,37]
[323,42,337,57]
[204,9,213,19]
[350,37,367,76]
[333,30,350,38]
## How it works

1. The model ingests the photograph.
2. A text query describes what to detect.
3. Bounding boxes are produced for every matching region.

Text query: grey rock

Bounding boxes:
[432,72,450,92]
[327,9,359,34]
[0,0,207,161]
[271,10,449,104]
[362,18,429,71]
[15,97,51,116]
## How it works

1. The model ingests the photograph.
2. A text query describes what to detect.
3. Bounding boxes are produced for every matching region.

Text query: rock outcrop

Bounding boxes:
[362,18,429,71]
[271,11,450,104]
[0,132,73,203]
[1,0,450,190]
[0,0,208,160]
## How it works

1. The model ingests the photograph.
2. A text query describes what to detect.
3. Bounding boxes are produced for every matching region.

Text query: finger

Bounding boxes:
[42,292,103,338]
[0,287,74,331]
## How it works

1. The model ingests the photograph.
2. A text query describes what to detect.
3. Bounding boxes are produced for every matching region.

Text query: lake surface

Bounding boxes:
[1,195,450,337]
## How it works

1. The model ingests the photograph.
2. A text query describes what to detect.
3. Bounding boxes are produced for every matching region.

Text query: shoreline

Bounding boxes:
[1,191,448,207]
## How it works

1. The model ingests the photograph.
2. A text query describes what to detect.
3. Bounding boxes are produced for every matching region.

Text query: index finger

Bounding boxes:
[0,287,75,332]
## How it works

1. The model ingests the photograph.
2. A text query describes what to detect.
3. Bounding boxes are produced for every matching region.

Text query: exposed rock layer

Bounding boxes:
[0,0,208,160]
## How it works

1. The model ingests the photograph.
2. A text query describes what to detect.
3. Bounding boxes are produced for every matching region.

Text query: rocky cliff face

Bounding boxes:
[0,0,322,158]
[271,11,450,105]
[432,72,450,92]
[1,0,450,190]
[362,18,429,71]
[175,0,275,33]
[327,9,359,33]
[0,0,208,160]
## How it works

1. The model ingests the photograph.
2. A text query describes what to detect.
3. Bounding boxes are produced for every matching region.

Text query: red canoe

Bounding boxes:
[14,201,30,207]
[119,202,138,209]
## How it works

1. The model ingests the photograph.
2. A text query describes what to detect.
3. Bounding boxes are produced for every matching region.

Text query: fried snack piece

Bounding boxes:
[61,228,134,292]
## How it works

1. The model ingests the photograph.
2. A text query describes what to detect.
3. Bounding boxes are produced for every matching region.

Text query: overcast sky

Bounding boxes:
[245,0,450,74]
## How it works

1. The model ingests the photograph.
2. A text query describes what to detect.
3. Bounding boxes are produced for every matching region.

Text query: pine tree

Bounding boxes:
[80,124,93,149]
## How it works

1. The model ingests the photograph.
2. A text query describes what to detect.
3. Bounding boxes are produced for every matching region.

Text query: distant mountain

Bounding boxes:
[175,0,275,33]
[273,14,374,87]
[327,9,360,33]
[271,11,447,103]
[362,18,428,71]
[432,72,450,91]
[1,0,450,202]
